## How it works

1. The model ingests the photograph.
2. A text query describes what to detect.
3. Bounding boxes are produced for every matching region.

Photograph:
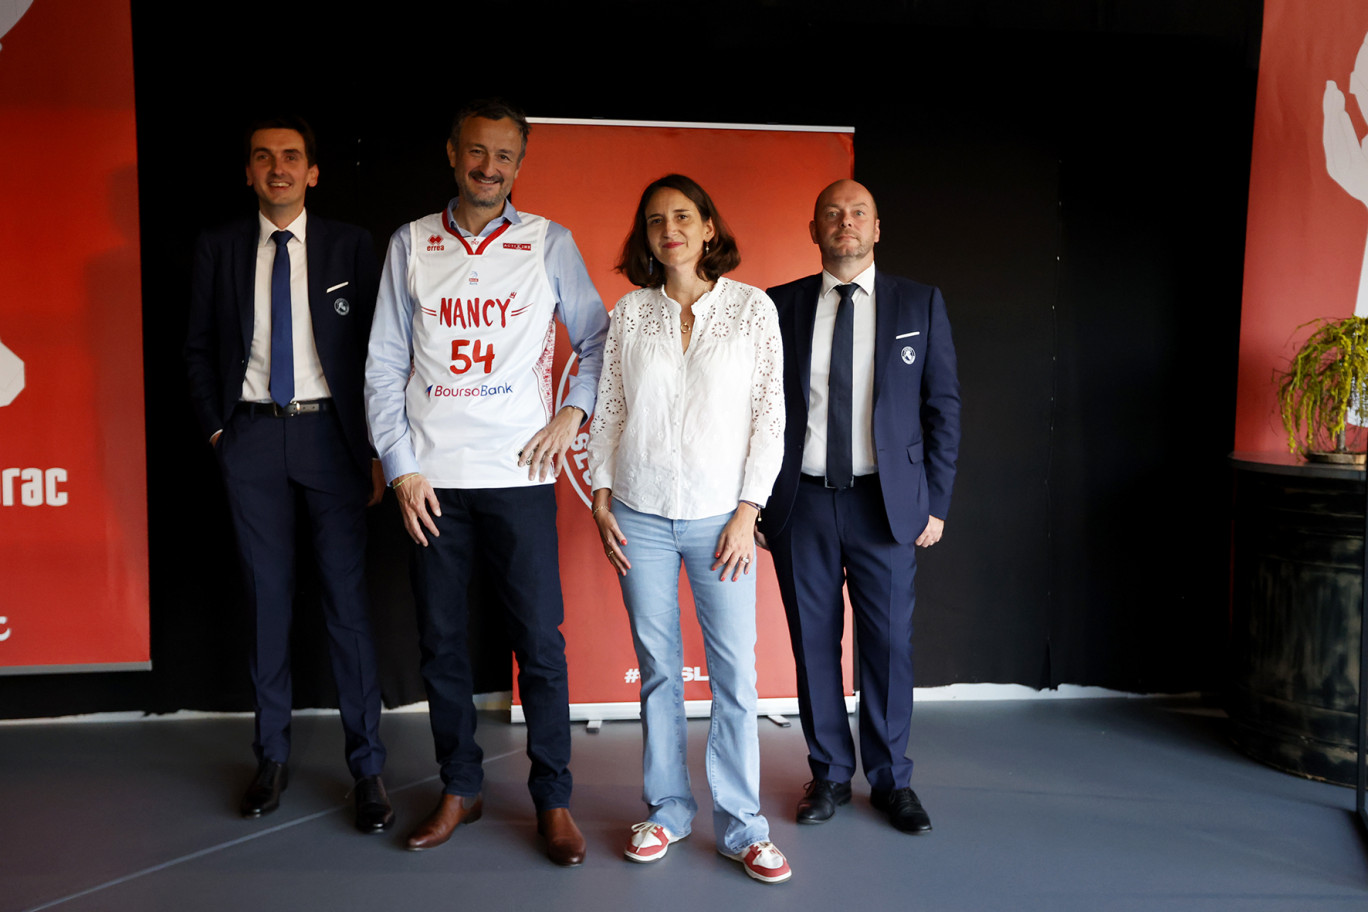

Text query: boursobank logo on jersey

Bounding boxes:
[426,381,514,399]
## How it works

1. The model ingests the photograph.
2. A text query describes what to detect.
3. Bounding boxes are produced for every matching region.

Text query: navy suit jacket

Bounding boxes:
[764,269,960,544]
[185,214,380,472]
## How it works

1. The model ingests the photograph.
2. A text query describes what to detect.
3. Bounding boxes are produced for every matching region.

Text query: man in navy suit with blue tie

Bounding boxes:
[185,116,392,832]
[761,179,960,834]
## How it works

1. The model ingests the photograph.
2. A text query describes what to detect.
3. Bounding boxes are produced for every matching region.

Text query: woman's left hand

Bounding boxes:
[596,507,631,576]
[712,502,759,581]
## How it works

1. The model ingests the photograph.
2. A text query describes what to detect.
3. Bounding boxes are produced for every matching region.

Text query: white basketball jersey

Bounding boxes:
[404,209,557,487]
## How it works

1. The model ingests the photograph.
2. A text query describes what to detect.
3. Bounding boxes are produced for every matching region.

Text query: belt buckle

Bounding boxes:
[278,400,320,417]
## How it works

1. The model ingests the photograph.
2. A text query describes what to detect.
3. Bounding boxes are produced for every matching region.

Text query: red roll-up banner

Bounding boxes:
[0,0,149,673]
[1235,0,1368,452]
[512,119,854,719]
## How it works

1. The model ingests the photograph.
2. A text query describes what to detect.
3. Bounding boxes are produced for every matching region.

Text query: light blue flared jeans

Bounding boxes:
[612,499,769,854]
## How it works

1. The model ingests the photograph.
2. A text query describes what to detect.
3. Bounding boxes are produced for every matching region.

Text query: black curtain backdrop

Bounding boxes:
[0,0,1259,717]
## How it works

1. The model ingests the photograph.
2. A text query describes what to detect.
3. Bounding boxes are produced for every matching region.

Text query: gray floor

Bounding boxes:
[2,698,1366,912]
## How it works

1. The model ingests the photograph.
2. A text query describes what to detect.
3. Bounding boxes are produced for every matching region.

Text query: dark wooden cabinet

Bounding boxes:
[1228,452,1363,786]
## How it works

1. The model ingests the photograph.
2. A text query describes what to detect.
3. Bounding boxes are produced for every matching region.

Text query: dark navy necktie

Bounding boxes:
[269,229,295,408]
[826,283,856,490]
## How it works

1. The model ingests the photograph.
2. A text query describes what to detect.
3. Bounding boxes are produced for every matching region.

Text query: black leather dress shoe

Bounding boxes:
[240,760,287,818]
[796,778,853,823]
[354,775,395,833]
[871,786,932,833]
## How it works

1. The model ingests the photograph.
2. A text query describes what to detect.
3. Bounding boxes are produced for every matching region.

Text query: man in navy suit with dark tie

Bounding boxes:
[185,116,393,832]
[761,179,960,834]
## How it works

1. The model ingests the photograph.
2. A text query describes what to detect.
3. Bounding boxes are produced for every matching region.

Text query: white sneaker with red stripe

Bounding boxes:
[720,840,792,883]
[624,821,682,862]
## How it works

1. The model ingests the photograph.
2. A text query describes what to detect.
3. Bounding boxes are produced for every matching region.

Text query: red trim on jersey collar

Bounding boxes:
[443,209,512,255]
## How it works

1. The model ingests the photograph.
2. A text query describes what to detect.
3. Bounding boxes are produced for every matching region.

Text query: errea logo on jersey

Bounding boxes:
[503,242,531,251]
[426,234,444,252]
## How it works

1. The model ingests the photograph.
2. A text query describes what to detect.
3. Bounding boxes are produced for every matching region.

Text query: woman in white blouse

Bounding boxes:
[587,174,788,884]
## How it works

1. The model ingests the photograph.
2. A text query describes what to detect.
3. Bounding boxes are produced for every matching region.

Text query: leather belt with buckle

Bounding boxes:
[800,472,876,489]
[240,399,332,418]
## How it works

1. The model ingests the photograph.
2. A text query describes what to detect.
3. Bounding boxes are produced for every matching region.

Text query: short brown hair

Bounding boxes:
[616,174,741,288]
[450,98,531,162]
[244,115,318,165]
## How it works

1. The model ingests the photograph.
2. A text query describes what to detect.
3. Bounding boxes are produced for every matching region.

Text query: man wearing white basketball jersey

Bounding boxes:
[365,99,607,866]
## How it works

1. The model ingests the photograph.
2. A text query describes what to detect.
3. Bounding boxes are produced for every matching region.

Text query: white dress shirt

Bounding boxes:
[588,277,785,520]
[802,263,877,477]
[241,209,332,403]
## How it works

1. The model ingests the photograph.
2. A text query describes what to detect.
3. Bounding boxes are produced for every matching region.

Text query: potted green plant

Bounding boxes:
[1277,315,1368,463]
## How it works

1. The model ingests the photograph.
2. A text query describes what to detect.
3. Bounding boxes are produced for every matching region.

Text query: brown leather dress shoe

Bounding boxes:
[536,807,586,866]
[406,793,483,850]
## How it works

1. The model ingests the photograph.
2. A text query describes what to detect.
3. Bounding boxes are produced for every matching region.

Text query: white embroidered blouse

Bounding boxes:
[588,277,785,520]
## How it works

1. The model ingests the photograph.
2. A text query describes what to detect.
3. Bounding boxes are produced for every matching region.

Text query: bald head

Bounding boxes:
[810,179,880,281]
[813,180,876,220]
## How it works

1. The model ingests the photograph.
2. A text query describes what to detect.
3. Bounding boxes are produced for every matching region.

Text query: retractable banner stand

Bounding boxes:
[0,0,148,673]
[1235,0,1368,451]
[511,119,853,720]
